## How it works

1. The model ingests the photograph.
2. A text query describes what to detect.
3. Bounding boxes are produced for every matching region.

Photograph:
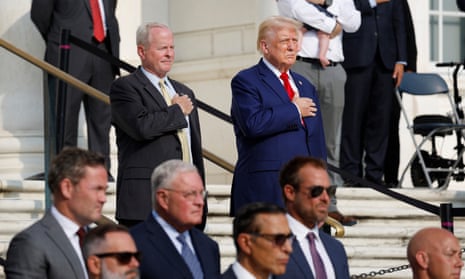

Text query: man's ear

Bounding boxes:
[59,178,74,200]
[415,251,429,269]
[156,190,169,210]
[259,40,269,54]
[283,184,295,202]
[237,233,253,255]
[137,45,145,60]
[86,255,101,277]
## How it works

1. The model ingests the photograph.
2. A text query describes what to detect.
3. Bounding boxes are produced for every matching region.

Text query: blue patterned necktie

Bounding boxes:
[177,233,204,279]
[308,232,328,279]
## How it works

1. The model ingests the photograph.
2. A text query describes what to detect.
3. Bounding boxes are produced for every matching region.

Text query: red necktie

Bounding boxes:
[280,72,295,100]
[77,227,86,247]
[90,0,105,42]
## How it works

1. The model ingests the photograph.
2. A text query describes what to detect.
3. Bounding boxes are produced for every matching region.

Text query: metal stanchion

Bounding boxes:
[440,203,453,233]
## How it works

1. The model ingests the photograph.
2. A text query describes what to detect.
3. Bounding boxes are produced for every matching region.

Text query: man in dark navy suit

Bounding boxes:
[130,160,220,279]
[276,156,350,279]
[340,0,407,186]
[230,16,327,216]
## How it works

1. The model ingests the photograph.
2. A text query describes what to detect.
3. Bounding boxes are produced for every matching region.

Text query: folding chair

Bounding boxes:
[396,72,465,189]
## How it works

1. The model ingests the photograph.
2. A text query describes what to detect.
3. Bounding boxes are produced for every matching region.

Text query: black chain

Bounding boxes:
[350,264,410,279]
[350,248,465,278]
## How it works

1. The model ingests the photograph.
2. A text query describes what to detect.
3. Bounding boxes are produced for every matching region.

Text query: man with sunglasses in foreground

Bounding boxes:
[276,156,350,279]
[130,160,221,279]
[222,202,293,279]
[83,223,140,279]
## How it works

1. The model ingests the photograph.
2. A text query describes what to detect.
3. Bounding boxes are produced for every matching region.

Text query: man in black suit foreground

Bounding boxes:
[110,22,205,228]
[222,202,293,279]
[340,0,407,186]
[130,160,220,279]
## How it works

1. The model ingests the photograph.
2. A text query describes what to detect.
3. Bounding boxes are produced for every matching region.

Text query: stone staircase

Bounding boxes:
[1,180,465,279]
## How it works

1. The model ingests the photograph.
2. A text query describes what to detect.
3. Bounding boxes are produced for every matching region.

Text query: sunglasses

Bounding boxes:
[301,185,337,198]
[95,251,142,265]
[249,233,295,246]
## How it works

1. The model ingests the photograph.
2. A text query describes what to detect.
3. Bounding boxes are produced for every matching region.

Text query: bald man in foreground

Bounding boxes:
[407,227,463,279]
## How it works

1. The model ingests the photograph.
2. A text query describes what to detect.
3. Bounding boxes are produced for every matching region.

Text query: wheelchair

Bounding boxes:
[397,63,465,190]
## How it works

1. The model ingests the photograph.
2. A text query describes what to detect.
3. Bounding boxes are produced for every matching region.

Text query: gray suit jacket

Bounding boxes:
[5,210,86,279]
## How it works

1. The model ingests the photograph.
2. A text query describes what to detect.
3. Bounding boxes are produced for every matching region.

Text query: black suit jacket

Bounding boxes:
[342,0,407,70]
[110,67,204,221]
[458,0,465,11]
[31,0,120,74]
[130,214,220,279]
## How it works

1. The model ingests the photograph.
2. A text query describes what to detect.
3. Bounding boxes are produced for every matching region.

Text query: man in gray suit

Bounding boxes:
[30,0,120,176]
[222,202,293,279]
[5,147,109,279]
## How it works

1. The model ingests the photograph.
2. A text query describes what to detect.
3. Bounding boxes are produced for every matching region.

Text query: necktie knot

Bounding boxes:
[280,72,295,100]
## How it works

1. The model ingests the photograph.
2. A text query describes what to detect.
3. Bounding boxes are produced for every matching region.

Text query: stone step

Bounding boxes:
[1,180,465,279]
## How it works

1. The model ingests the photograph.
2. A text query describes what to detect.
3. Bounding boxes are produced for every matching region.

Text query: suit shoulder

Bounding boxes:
[234,64,260,78]
[320,231,346,249]
[191,228,219,247]
[169,79,195,96]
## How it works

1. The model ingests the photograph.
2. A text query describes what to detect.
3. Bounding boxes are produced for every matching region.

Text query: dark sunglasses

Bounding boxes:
[301,185,337,198]
[249,233,294,246]
[95,251,142,264]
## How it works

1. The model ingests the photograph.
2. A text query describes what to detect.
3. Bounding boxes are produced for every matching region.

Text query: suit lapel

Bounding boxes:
[145,216,193,277]
[134,68,169,108]
[189,229,208,274]
[319,232,340,276]
[41,212,86,279]
[290,71,306,98]
[257,59,291,103]
[290,239,315,279]
[83,0,92,17]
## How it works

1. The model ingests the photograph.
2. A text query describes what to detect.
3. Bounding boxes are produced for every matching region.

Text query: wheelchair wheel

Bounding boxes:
[410,150,431,187]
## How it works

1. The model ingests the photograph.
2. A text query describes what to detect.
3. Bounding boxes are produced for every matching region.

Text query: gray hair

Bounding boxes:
[136,22,170,47]
[151,159,199,206]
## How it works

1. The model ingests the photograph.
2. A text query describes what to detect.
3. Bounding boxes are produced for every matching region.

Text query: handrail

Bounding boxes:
[0,37,234,172]
[325,216,345,238]
[0,38,109,104]
[0,37,345,235]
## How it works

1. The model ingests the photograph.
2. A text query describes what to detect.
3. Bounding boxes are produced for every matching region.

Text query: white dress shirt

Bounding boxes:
[277,0,361,62]
[287,213,336,279]
[51,206,88,279]
[231,261,272,279]
[151,210,198,256]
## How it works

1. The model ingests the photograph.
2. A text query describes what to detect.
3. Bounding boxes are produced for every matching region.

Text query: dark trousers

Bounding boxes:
[340,55,394,184]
